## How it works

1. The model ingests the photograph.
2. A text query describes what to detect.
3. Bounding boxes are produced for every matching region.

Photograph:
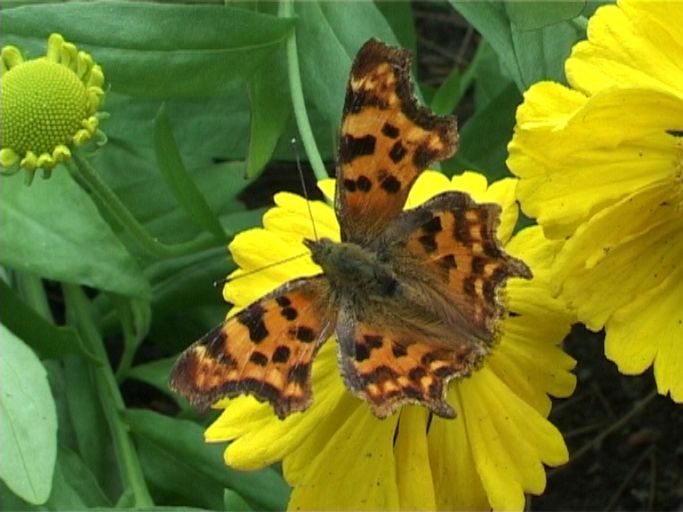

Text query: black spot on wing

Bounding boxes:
[237,304,269,343]
[296,326,316,343]
[356,175,372,192]
[249,351,268,367]
[463,276,477,297]
[272,345,291,363]
[389,140,407,163]
[418,233,437,253]
[382,123,400,138]
[438,254,457,270]
[339,134,377,164]
[453,211,472,245]
[288,363,310,386]
[343,179,357,192]
[275,296,291,307]
[380,174,401,194]
[422,215,442,234]
[471,256,486,274]
[391,343,408,358]
[412,144,438,169]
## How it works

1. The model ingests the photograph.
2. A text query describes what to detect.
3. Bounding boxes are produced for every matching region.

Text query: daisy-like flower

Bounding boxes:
[507,0,683,401]
[1,33,104,182]
[204,171,576,510]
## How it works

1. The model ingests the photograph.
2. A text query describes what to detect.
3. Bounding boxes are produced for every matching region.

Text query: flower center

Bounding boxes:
[1,58,88,156]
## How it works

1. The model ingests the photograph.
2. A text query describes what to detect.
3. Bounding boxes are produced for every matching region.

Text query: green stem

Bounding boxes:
[14,272,51,321]
[67,154,221,259]
[280,0,329,183]
[62,283,153,507]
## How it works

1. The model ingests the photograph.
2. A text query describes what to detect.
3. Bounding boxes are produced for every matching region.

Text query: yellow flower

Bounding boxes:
[507,0,683,401]
[1,33,104,182]
[205,171,576,510]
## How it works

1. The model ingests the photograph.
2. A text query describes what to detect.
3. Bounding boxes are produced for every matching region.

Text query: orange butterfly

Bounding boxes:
[170,39,531,419]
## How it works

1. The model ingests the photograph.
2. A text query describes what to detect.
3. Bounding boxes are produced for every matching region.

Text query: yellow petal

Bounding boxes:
[394,407,436,510]
[225,228,319,306]
[566,1,683,97]
[317,178,335,202]
[461,368,569,509]
[509,87,683,238]
[483,177,518,244]
[269,192,339,241]
[287,404,401,510]
[222,342,346,470]
[405,170,451,208]
[457,378,525,511]
[554,180,679,278]
[512,81,587,131]
[428,392,489,510]
[606,264,683,402]
[555,187,683,329]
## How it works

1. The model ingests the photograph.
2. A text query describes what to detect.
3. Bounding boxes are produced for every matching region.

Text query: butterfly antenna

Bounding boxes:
[291,137,319,241]
[212,252,310,288]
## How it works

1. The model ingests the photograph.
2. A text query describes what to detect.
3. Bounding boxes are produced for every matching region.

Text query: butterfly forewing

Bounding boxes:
[169,276,335,419]
[336,39,459,245]
[388,192,532,340]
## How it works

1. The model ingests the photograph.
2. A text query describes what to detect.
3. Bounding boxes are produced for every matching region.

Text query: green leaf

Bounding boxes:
[506,1,586,30]
[0,279,99,362]
[374,1,417,51]
[62,355,115,494]
[508,20,583,88]
[154,105,228,241]
[2,2,295,97]
[0,324,57,505]
[112,294,152,377]
[450,0,583,89]
[224,489,253,511]
[445,83,523,181]
[0,171,150,298]
[123,409,290,510]
[246,48,291,179]
[127,356,177,397]
[53,444,112,508]
[296,1,399,126]
[431,38,493,116]
[430,67,463,116]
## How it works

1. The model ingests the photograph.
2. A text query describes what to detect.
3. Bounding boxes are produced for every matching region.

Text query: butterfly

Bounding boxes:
[169,39,531,420]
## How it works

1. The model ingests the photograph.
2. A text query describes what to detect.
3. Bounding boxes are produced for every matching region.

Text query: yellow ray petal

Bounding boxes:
[509,87,682,238]
[287,404,401,510]
[394,407,436,510]
[556,192,683,330]
[428,391,489,510]
[566,1,683,97]
[606,264,683,402]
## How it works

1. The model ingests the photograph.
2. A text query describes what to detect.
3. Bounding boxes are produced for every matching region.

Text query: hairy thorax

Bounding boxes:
[304,238,398,297]
[304,237,474,347]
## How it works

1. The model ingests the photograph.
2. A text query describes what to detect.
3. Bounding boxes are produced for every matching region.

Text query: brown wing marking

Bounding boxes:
[336,38,459,244]
[337,318,485,419]
[169,276,335,419]
[390,191,532,341]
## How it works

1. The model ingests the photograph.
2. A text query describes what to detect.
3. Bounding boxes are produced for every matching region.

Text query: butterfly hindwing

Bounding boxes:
[336,39,459,244]
[169,276,335,419]
[336,311,487,419]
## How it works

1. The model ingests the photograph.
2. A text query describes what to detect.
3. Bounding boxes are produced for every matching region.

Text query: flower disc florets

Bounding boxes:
[1,33,104,179]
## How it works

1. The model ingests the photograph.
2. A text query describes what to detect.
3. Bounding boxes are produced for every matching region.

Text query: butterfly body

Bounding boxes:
[170,39,531,420]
